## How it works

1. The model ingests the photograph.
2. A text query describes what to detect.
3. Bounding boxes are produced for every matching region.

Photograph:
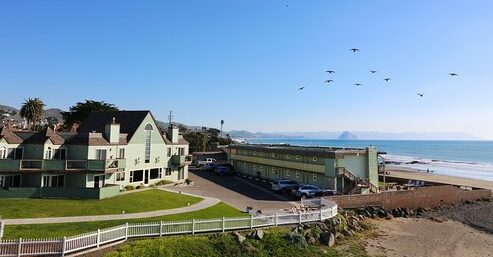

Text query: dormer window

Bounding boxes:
[45,147,53,159]
[0,147,6,159]
[144,124,153,163]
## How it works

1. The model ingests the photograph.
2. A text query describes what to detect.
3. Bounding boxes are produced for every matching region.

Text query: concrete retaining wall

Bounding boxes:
[327,185,492,209]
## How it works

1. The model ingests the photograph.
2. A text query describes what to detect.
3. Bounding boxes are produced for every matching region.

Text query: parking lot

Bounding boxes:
[174,167,298,213]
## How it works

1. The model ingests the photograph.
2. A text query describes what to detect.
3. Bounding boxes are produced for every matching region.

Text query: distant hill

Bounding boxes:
[338,131,358,140]
[0,104,63,122]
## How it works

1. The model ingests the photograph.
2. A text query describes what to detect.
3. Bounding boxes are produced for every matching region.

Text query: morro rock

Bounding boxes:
[338,131,358,140]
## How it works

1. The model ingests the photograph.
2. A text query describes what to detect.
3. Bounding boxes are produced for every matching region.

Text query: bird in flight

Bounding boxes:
[298,87,305,90]
[384,78,391,82]
[449,73,458,76]
[325,80,333,83]
[417,93,424,97]
[370,70,377,74]
[354,83,362,86]
[349,48,360,52]
[326,70,335,74]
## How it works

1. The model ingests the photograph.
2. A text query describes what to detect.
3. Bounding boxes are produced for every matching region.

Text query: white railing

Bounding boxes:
[0,201,337,257]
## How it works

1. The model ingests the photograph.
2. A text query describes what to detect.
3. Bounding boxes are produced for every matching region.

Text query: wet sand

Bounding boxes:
[384,167,493,191]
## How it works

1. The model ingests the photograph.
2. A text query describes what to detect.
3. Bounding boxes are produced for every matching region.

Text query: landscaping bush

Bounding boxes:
[135,183,145,190]
[124,185,135,191]
[185,178,193,185]
[154,180,173,186]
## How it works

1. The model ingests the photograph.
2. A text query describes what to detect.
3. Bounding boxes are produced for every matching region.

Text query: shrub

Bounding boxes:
[135,183,145,190]
[185,178,193,185]
[154,180,173,186]
[124,185,135,191]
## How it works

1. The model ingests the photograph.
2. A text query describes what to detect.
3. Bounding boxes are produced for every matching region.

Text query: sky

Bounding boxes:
[1,1,493,139]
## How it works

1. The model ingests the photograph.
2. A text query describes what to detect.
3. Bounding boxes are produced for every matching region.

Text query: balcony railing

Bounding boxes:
[0,159,126,173]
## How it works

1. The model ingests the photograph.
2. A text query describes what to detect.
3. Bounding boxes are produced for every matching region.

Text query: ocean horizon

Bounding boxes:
[245,138,493,182]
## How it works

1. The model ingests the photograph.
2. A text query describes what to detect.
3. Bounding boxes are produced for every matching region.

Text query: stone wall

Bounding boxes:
[327,185,492,209]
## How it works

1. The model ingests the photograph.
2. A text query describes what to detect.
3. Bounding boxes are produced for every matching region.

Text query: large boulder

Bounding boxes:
[319,232,335,247]
[232,232,246,243]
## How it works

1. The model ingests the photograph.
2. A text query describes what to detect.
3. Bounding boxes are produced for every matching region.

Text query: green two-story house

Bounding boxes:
[227,144,379,194]
[0,111,191,199]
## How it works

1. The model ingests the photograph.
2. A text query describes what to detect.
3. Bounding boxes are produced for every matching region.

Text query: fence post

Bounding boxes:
[160,221,164,236]
[275,213,278,226]
[298,212,302,225]
[125,223,129,240]
[222,217,225,233]
[192,219,195,235]
[0,218,4,240]
[16,238,22,257]
[320,208,323,221]
[97,229,101,248]
[250,215,253,229]
[61,236,67,257]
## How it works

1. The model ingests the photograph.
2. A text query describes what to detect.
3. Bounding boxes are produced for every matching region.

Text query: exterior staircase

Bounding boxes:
[336,167,379,194]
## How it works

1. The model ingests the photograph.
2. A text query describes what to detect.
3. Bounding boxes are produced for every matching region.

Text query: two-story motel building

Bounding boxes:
[0,111,191,199]
[227,144,379,194]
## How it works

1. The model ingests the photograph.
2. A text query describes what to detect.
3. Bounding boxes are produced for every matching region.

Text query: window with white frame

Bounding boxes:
[119,148,125,159]
[45,147,53,159]
[296,155,300,159]
[95,149,107,160]
[149,168,160,180]
[313,156,317,161]
[144,124,153,163]
[115,172,125,182]
[165,168,172,176]
[130,170,144,182]
[0,146,6,159]
[312,174,317,181]
[42,175,64,188]
[286,170,291,177]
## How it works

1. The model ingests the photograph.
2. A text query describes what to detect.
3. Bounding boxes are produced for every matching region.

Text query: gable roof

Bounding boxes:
[0,126,23,144]
[78,111,151,141]
[14,127,66,145]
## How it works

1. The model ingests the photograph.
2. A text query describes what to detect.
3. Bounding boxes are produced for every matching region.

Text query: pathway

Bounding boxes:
[3,189,220,225]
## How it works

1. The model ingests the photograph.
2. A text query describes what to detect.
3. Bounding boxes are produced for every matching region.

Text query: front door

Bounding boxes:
[144,170,149,184]
[94,175,105,188]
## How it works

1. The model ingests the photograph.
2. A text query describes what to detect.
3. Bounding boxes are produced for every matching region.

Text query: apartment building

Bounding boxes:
[0,111,191,199]
[227,144,379,194]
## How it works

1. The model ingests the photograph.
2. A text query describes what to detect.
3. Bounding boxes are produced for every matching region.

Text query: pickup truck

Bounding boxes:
[295,185,339,199]
[198,158,216,167]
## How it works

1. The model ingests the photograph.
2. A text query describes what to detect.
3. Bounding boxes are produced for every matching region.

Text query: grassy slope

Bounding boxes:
[0,189,201,219]
[4,203,247,239]
[105,227,374,257]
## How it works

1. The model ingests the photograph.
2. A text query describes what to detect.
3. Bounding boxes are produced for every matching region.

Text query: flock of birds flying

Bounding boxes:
[297,48,459,98]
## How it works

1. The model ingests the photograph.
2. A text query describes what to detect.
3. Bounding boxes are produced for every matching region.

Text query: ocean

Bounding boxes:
[245,138,493,182]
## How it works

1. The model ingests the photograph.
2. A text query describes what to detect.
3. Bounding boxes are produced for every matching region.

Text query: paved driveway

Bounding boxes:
[171,168,297,213]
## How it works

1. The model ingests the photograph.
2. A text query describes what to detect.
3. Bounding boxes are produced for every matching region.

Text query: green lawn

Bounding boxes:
[0,189,202,219]
[3,202,247,239]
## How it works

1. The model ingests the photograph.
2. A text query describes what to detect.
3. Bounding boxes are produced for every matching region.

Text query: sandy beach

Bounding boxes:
[365,218,493,257]
[385,167,493,191]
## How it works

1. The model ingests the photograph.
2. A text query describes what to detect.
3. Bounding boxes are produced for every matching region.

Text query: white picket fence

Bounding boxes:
[0,200,337,257]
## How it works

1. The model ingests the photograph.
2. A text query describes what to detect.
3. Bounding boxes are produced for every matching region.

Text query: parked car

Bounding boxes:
[295,185,337,198]
[214,166,235,176]
[271,179,299,193]
[203,162,217,170]
[198,158,216,167]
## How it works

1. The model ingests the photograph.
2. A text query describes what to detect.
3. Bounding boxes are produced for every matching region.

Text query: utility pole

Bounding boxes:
[168,111,173,127]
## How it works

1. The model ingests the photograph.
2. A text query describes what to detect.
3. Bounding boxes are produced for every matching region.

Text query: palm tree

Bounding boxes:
[20,97,45,130]
[220,120,224,137]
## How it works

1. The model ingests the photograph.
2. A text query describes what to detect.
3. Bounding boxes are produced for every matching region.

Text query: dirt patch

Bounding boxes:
[365,218,493,257]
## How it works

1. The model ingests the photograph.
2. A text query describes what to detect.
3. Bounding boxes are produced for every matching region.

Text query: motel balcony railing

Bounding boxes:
[0,159,126,173]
